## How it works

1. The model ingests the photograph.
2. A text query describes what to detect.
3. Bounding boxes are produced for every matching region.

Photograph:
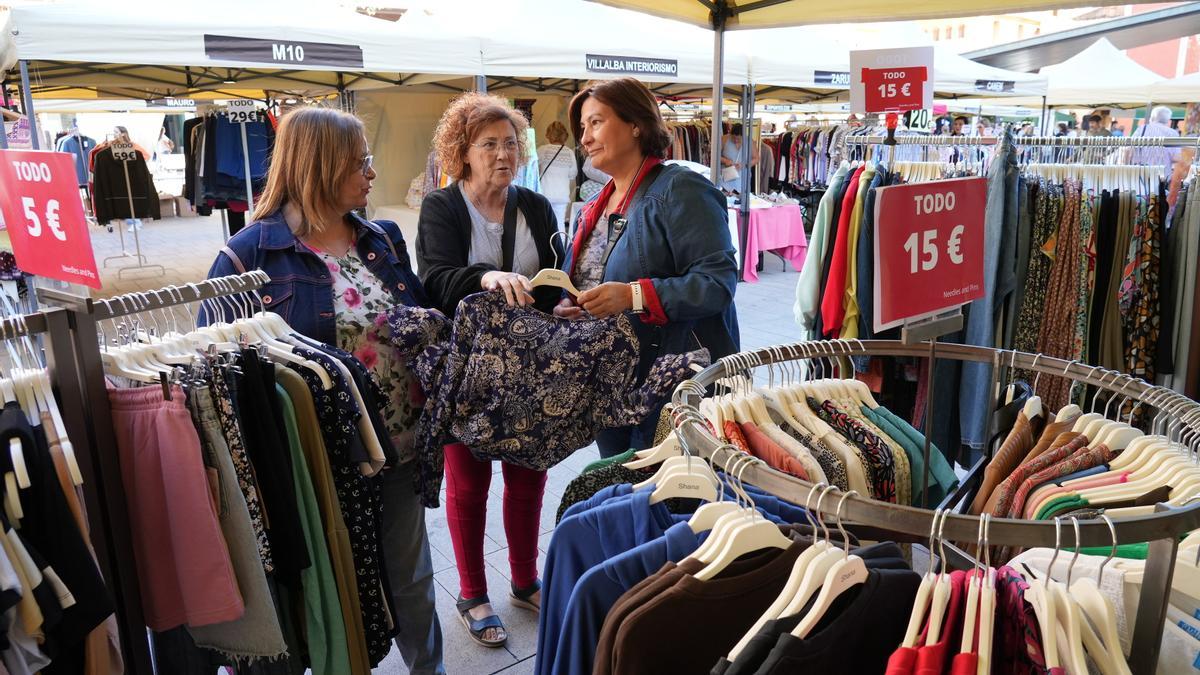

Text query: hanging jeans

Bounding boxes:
[443,443,547,600]
[379,462,445,675]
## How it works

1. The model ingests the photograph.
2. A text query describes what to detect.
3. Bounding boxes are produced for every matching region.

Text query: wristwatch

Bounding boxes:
[629,281,645,313]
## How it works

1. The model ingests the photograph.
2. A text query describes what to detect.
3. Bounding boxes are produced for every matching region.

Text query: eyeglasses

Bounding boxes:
[360,154,374,176]
[470,139,519,155]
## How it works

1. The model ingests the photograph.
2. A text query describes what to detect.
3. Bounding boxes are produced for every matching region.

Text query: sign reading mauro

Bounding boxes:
[204,34,364,68]
[585,54,678,77]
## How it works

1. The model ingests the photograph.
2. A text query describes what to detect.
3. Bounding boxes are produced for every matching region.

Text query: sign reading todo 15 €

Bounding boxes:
[872,177,986,332]
[850,46,934,114]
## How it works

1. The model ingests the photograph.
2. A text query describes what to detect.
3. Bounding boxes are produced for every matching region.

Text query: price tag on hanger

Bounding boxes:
[110,142,137,162]
[850,46,933,114]
[225,99,260,124]
[0,150,101,289]
[872,177,985,332]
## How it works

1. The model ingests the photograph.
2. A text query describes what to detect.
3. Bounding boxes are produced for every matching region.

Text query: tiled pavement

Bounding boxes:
[87,217,804,674]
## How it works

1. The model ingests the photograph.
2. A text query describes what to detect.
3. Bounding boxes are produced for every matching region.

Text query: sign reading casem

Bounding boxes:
[585,54,679,77]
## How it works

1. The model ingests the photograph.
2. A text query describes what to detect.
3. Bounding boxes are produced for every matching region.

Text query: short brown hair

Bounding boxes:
[252,106,366,238]
[433,92,529,180]
[546,120,569,145]
[569,78,671,159]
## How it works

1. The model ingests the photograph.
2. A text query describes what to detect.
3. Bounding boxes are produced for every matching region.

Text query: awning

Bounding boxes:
[589,0,1130,30]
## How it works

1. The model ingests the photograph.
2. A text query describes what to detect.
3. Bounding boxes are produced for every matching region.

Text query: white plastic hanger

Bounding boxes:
[687,451,750,534]
[791,490,868,638]
[693,463,793,582]
[1068,517,1130,675]
[902,508,944,648]
[727,482,831,662]
[924,509,954,646]
[529,268,581,297]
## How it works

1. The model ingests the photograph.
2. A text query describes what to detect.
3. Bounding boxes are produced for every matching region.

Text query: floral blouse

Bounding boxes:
[317,247,420,464]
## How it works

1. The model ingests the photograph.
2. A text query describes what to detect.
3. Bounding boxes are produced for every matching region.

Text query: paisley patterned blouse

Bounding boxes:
[389,292,708,507]
[317,247,421,464]
[809,396,897,503]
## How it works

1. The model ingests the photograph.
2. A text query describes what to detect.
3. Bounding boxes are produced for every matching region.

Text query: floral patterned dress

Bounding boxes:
[316,247,420,463]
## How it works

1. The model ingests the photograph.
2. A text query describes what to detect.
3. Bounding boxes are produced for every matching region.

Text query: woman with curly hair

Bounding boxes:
[416,93,563,647]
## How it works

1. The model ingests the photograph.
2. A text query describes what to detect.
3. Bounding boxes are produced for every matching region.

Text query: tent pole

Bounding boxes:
[18,61,40,150]
[1040,95,1047,134]
[709,5,726,184]
[475,75,488,93]
[738,84,754,281]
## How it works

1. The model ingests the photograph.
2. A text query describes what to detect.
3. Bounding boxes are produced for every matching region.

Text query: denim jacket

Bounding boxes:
[203,209,429,344]
[565,163,739,373]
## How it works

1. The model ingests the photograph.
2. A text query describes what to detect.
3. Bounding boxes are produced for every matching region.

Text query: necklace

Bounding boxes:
[463,182,507,222]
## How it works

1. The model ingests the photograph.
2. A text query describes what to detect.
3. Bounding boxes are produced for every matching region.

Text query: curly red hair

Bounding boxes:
[433,92,530,180]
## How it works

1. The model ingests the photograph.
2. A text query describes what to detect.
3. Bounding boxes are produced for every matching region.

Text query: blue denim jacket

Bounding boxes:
[203,209,429,344]
[565,163,739,372]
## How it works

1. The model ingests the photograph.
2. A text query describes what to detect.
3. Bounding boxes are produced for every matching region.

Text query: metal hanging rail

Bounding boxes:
[670,338,1200,674]
[845,134,1200,147]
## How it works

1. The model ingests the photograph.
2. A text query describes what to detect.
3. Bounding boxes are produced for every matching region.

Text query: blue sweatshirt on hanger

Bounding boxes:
[537,489,685,675]
[548,521,708,675]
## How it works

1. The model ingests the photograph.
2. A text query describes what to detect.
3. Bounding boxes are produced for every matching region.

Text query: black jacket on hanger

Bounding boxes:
[91,147,161,223]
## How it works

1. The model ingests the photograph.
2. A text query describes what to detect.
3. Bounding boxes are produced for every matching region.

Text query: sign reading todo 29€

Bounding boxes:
[850,46,934,114]
[0,150,101,289]
[872,177,986,332]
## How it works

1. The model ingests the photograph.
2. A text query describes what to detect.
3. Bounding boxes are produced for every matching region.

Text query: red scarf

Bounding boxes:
[568,156,663,275]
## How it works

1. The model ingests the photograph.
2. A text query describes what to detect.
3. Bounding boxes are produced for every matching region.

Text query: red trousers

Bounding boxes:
[443,443,547,600]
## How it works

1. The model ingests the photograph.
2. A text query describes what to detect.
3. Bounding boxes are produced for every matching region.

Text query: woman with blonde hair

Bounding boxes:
[537,120,575,228]
[204,106,444,674]
[417,92,564,648]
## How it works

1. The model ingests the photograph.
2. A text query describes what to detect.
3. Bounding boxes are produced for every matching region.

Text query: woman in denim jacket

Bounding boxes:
[559,78,740,458]
[204,107,444,674]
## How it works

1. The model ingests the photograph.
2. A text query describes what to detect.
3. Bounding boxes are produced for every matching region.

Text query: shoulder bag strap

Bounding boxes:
[221,245,247,274]
[600,163,665,269]
[501,185,519,272]
[539,144,566,181]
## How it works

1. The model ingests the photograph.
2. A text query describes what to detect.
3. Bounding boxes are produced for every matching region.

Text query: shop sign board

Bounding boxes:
[814,71,851,86]
[873,177,985,332]
[975,79,1015,93]
[904,110,934,133]
[110,143,138,162]
[585,54,678,77]
[850,46,933,114]
[204,34,364,68]
[149,98,196,108]
[0,150,100,288]
[224,99,261,124]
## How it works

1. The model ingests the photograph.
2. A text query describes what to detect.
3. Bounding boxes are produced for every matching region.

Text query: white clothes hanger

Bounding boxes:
[791,490,868,638]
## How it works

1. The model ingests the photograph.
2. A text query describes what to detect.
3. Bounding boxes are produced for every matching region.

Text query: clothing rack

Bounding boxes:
[671,338,1200,675]
[37,271,271,675]
[845,134,1200,148]
[0,303,131,671]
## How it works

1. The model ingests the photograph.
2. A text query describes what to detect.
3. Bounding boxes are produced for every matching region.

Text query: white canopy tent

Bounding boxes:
[736,26,1047,101]
[2,0,486,99]
[1150,71,1200,105]
[993,38,1165,108]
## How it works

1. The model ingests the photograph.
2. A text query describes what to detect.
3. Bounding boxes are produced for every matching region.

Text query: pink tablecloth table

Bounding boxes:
[729,204,807,282]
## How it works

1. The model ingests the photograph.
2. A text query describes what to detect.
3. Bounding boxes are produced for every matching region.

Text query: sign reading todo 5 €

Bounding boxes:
[872,177,986,332]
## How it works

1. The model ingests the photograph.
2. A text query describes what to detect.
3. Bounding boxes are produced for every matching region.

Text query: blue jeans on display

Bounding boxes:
[380,462,446,675]
[958,132,1015,452]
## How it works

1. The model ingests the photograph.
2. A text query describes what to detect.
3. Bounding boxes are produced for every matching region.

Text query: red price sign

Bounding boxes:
[872,177,986,332]
[861,66,927,113]
[0,151,100,288]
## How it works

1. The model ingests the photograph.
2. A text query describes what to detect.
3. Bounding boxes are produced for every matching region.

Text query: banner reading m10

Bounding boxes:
[205,34,364,68]
[586,54,679,77]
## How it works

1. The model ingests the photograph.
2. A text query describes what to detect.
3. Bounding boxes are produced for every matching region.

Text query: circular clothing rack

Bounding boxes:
[670,338,1200,674]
